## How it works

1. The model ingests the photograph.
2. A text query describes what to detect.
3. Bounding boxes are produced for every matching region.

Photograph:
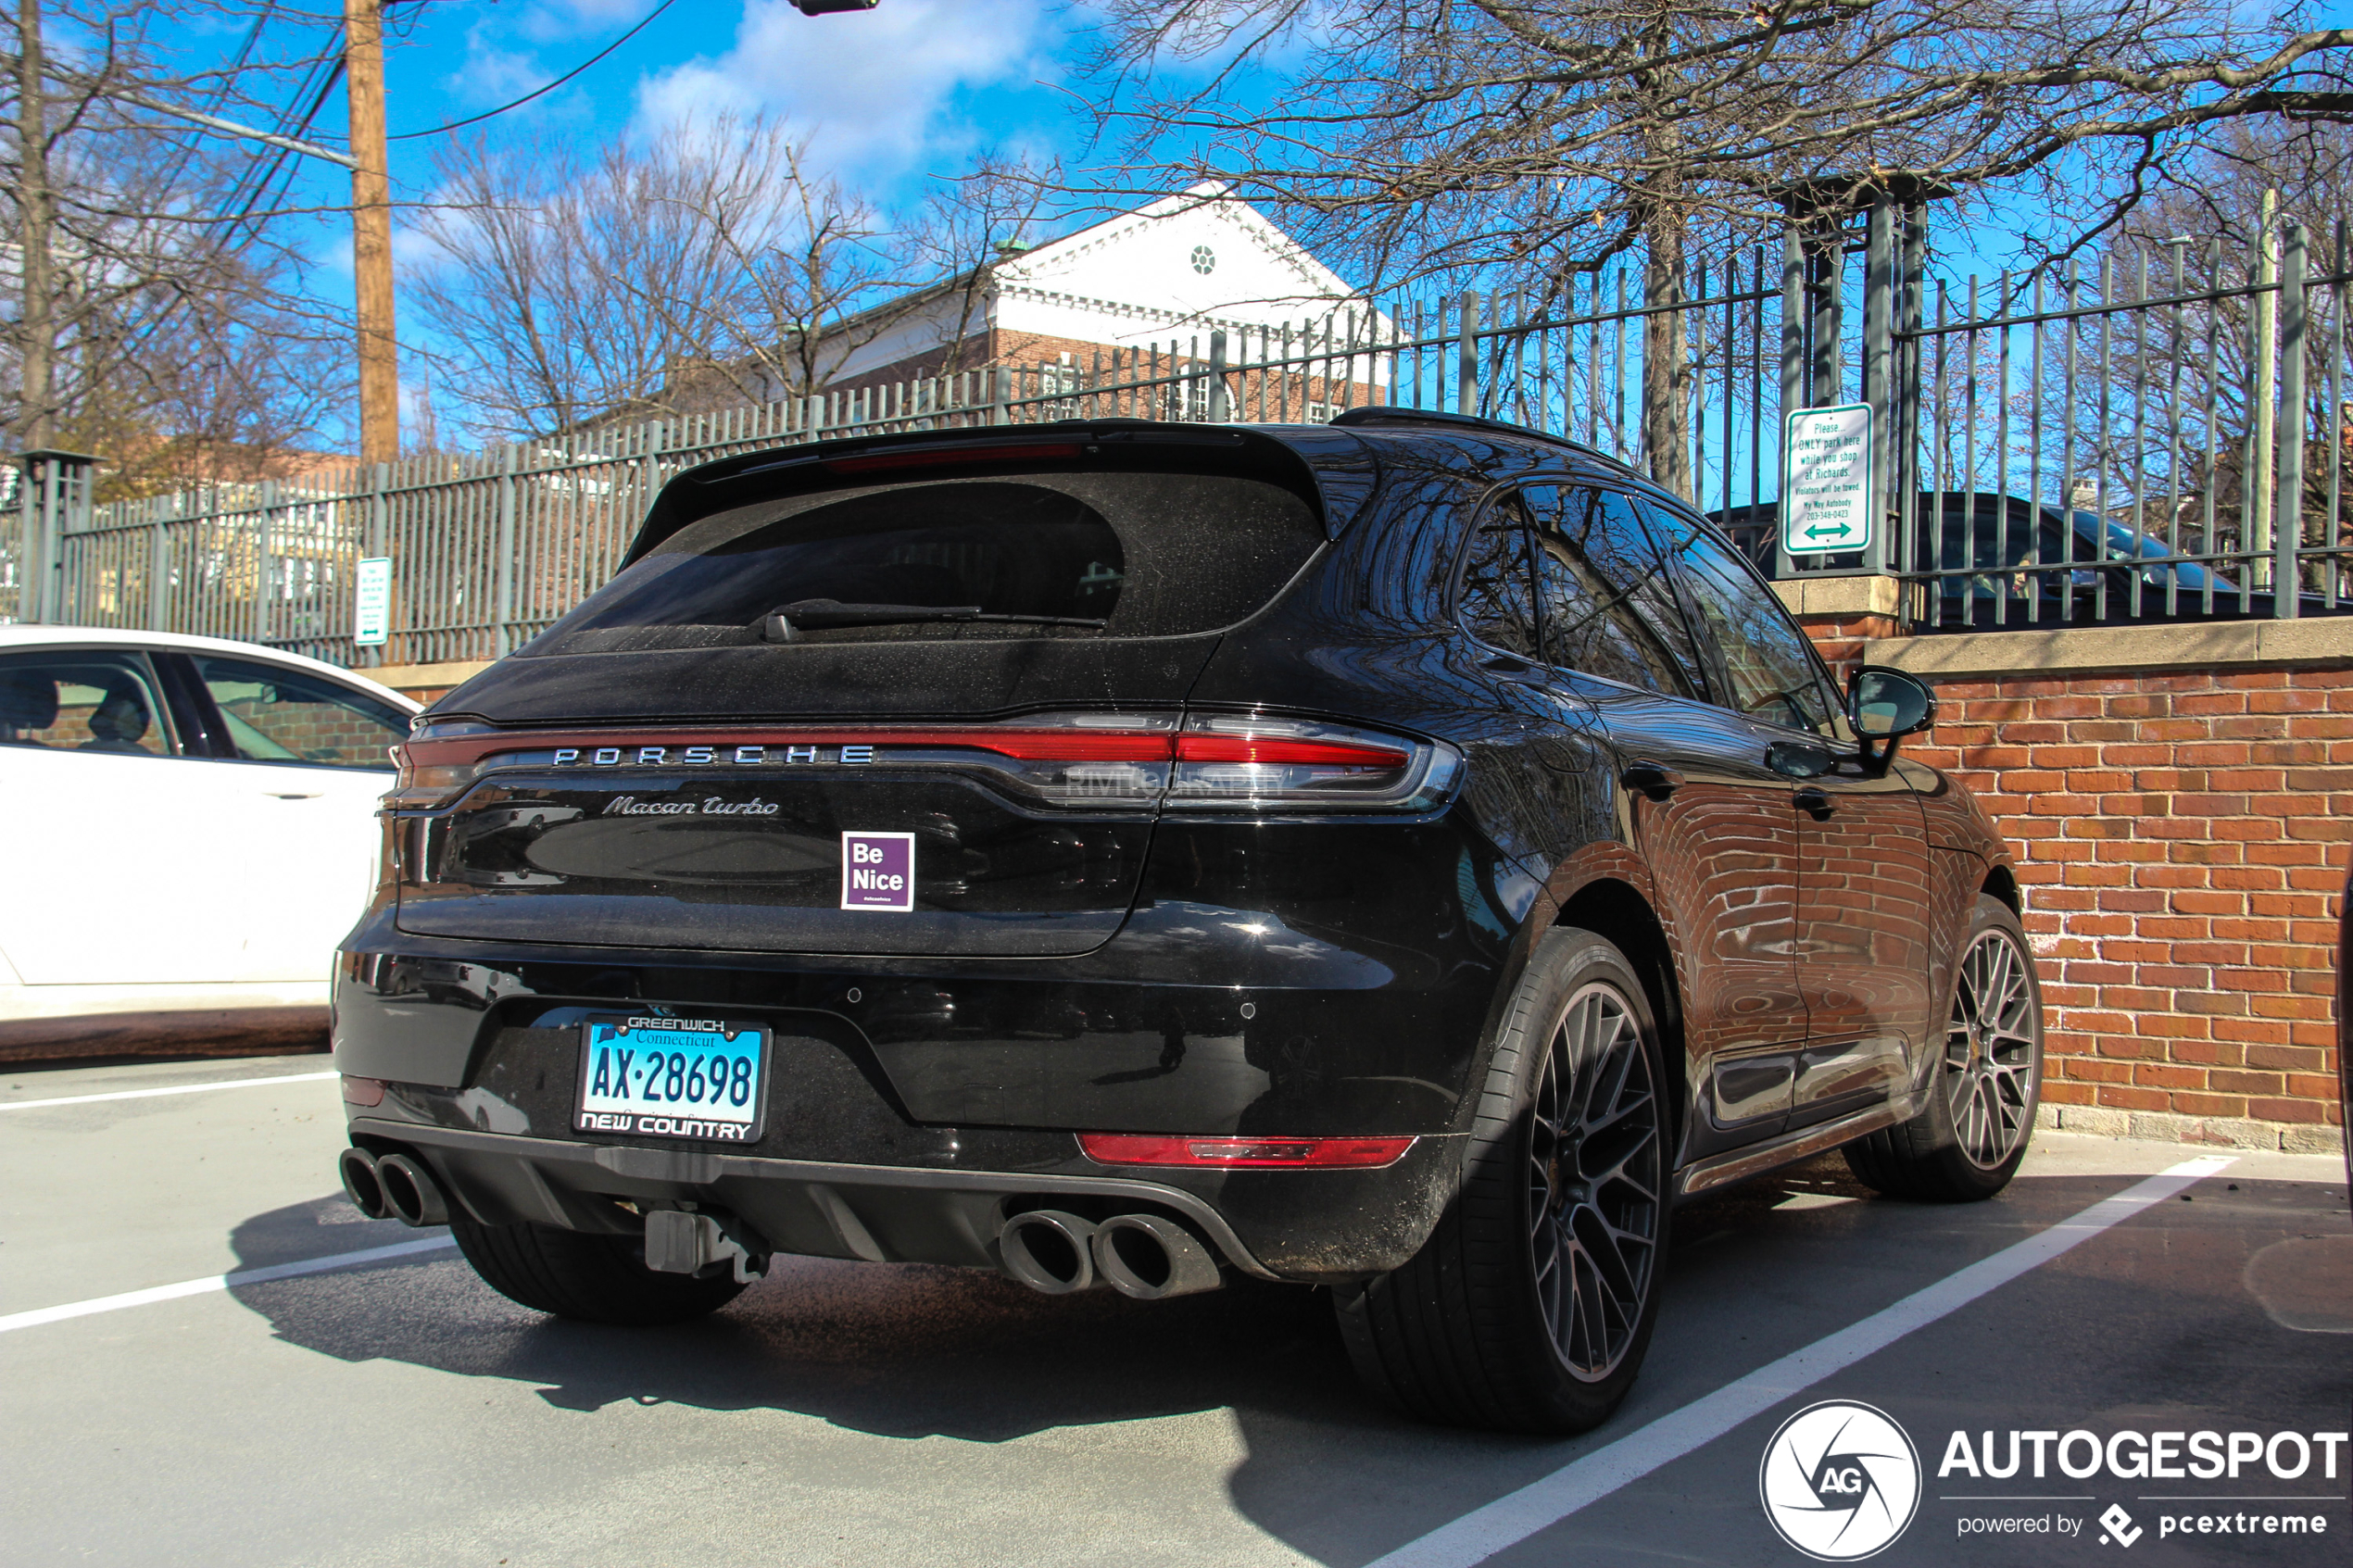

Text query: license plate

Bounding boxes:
[574,1015,768,1142]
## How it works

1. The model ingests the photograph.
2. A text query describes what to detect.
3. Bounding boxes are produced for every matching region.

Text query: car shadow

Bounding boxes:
[225,1194,1402,1445]
[222,1154,2338,1565]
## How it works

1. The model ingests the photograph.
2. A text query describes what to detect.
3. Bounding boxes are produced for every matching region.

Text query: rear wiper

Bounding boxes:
[761,599,1106,641]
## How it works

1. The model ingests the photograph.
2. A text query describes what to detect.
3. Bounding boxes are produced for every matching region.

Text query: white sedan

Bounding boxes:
[0,626,420,1054]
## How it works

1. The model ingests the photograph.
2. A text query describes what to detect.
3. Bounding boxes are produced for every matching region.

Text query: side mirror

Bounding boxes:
[1848,666,1937,742]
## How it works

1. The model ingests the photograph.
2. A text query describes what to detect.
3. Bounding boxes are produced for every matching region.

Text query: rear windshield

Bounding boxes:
[526,470,1326,655]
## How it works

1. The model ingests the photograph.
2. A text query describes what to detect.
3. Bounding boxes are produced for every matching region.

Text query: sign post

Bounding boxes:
[1781,404,1874,557]
[353,556,392,647]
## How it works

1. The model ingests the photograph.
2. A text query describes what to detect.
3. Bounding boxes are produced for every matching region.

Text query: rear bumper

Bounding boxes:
[346,1112,1465,1283]
[331,809,1534,1280]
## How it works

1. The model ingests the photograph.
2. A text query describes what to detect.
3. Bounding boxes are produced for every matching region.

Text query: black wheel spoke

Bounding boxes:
[1526,979,1660,1383]
[1942,925,2043,1172]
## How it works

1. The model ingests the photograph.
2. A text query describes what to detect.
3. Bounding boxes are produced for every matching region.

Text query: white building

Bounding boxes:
[788,183,1387,414]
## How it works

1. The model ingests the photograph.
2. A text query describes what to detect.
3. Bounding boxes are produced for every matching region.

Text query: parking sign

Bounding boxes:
[1782,405,1874,555]
[354,557,393,646]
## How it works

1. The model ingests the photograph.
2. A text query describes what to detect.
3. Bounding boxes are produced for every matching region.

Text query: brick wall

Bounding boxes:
[1788,606,2346,1154]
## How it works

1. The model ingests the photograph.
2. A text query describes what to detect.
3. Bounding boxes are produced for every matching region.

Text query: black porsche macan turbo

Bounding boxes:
[333,408,2043,1435]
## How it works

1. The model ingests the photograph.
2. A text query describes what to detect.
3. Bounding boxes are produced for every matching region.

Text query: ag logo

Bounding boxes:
[1759,1400,1922,1561]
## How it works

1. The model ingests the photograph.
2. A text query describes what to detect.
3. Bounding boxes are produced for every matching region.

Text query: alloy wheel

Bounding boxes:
[1526,982,1662,1382]
[1943,927,2041,1169]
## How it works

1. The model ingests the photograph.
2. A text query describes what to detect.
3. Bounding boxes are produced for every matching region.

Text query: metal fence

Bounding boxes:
[10,202,2349,665]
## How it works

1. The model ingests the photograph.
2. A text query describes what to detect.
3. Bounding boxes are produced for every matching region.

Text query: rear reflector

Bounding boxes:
[340,1076,387,1108]
[1078,1133,1416,1169]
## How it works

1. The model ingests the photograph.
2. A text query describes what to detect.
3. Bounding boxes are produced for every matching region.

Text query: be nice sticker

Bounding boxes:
[840,831,915,912]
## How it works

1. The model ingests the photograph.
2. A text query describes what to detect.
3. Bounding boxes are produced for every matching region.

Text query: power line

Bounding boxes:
[387,0,676,140]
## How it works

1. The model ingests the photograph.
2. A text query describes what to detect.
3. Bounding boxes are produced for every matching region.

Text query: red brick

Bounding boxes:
[2168,1091,2251,1117]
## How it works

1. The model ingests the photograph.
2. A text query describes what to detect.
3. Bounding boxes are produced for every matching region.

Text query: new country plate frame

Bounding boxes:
[574,1014,772,1143]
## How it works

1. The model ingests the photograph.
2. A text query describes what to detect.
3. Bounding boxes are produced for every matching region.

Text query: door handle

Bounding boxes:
[1478,653,1544,684]
[1794,786,1834,820]
[264,791,324,800]
[1619,760,1684,801]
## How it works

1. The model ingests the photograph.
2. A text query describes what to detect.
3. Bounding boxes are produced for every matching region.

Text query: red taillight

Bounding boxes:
[863,729,1173,761]
[1078,1133,1416,1169]
[1174,734,1408,767]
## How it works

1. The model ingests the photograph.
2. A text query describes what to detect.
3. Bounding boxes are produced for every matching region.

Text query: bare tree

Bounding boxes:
[0,2,348,492]
[411,116,949,444]
[1085,0,2353,495]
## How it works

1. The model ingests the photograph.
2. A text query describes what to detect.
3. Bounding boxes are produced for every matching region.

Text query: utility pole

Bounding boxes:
[346,0,397,464]
[15,0,55,452]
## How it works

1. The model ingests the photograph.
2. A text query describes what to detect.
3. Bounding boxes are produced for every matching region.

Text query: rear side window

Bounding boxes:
[1522,484,1694,697]
[0,650,173,756]
[530,470,1325,654]
[1456,493,1541,659]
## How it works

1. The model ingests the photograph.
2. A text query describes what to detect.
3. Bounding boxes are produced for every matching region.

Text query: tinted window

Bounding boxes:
[531,470,1324,654]
[0,651,172,756]
[1523,484,1694,696]
[192,656,409,769]
[1456,492,1541,659]
[1645,509,1837,733]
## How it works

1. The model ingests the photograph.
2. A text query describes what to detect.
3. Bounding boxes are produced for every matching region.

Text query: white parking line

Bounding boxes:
[1366,1154,2237,1568]
[0,1235,458,1336]
[0,1070,338,1111]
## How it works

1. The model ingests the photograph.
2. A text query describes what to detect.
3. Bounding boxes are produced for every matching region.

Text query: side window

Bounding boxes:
[191,656,408,770]
[0,651,173,756]
[1522,484,1694,697]
[1645,508,1838,733]
[1454,491,1541,660]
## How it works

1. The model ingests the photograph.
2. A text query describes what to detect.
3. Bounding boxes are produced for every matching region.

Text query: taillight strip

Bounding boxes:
[403,728,1411,770]
[1174,735,1407,766]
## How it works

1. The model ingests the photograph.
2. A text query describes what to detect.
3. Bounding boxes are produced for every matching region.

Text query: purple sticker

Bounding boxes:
[840,831,916,911]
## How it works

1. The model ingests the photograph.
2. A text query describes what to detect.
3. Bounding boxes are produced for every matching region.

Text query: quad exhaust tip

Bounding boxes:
[1092,1213,1221,1300]
[338,1146,450,1228]
[998,1210,1100,1294]
[337,1146,389,1220]
[996,1209,1223,1300]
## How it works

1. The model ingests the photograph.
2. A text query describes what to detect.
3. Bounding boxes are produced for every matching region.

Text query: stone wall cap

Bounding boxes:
[1770,574,1906,619]
[1862,615,2353,677]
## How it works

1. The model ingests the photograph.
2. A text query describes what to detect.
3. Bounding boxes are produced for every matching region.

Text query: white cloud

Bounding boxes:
[630,0,1053,176]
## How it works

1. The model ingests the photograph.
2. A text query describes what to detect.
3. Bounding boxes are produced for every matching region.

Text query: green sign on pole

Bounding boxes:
[354,557,393,646]
[1782,404,1873,555]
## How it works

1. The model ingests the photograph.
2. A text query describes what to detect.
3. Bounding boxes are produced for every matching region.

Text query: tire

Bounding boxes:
[451,1217,748,1326]
[1336,926,1671,1434]
[1844,895,2045,1202]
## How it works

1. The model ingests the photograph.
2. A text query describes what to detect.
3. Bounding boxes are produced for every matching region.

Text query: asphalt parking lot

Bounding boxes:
[3,1050,2348,1568]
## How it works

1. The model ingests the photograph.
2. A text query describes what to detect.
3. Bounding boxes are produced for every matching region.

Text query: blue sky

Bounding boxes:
[369,1,1082,200]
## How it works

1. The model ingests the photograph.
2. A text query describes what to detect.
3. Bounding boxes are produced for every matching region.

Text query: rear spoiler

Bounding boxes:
[619,420,1382,566]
